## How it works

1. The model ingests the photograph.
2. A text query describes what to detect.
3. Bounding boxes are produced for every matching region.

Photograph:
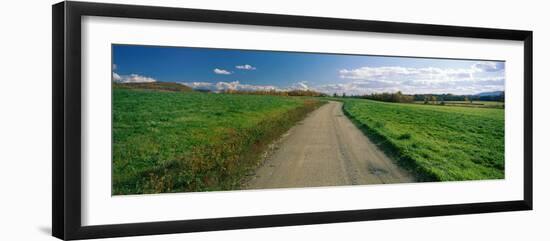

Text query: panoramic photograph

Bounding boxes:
[111,44,505,195]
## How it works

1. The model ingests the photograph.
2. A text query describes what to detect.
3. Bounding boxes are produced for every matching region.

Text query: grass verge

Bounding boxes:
[113,89,324,195]
[341,98,504,182]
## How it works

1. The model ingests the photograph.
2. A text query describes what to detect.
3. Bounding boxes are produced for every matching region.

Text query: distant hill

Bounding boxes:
[113,82,193,92]
[475,91,504,97]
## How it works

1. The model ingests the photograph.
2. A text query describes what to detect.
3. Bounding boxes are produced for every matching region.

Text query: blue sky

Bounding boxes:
[112,44,505,95]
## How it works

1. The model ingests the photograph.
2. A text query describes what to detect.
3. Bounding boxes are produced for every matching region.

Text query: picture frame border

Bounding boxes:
[52,1,533,240]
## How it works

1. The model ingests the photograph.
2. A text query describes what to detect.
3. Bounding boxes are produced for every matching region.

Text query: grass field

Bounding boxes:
[342,99,504,181]
[113,88,323,195]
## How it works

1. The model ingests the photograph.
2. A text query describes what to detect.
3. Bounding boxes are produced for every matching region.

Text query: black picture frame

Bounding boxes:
[52,1,533,240]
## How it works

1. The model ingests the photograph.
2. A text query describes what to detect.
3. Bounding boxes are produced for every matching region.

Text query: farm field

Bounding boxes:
[342,99,504,181]
[111,44,507,194]
[413,100,504,108]
[112,87,323,195]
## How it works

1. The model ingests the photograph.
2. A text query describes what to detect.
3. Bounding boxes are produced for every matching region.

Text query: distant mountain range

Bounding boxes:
[475,91,504,97]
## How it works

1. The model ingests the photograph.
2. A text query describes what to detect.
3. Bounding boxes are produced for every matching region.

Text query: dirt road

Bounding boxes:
[245,101,414,189]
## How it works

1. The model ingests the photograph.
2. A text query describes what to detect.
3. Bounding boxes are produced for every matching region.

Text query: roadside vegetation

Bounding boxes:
[112,85,324,195]
[342,98,504,181]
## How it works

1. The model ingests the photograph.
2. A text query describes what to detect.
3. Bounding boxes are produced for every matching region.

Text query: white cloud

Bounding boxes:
[180,82,213,90]
[181,80,326,93]
[310,78,505,96]
[216,81,239,90]
[235,64,256,70]
[339,61,504,84]
[288,81,310,91]
[112,72,121,82]
[339,66,480,84]
[472,61,504,72]
[180,81,278,92]
[213,68,232,75]
[334,61,505,95]
[112,72,157,83]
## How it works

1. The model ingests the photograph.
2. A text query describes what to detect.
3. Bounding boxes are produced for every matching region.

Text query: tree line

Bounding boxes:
[339,91,505,104]
[357,91,415,103]
[413,93,504,102]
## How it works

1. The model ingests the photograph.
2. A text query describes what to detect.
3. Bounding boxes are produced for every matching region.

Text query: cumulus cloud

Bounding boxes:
[180,81,213,90]
[180,81,278,92]
[472,61,504,72]
[213,68,232,75]
[334,61,504,95]
[339,66,480,83]
[288,81,310,91]
[112,72,121,82]
[313,78,504,96]
[339,61,503,84]
[235,64,256,70]
[181,80,324,93]
[112,72,157,83]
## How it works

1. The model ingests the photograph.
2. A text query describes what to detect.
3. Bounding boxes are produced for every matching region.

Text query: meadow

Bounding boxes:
[113,87,323,195]
[342,99,504,181]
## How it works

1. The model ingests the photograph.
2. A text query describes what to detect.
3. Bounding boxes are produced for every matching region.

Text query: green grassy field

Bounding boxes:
[113,88,323,195]
[342,99,504,181]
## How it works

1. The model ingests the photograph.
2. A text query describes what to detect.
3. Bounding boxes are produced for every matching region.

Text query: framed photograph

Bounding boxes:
[52,1,533,240]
